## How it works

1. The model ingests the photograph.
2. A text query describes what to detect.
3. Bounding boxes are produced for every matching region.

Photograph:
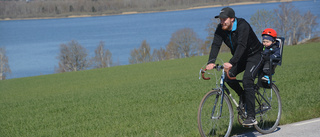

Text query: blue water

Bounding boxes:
[0,0,319,79]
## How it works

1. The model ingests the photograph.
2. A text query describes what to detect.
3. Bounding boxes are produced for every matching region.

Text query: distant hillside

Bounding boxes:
[299,36,320,44]
[0,0,296,20]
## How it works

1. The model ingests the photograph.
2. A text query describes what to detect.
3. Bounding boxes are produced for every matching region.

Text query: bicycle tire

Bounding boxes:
[254,83,282,134]
[197,90,234,137]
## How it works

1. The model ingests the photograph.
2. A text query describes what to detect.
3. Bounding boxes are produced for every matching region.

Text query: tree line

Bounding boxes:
[55,27,206,73]
[129,28,206,64]
[0,2,318,80]
[55,40,113,73]
[1,0,282,19]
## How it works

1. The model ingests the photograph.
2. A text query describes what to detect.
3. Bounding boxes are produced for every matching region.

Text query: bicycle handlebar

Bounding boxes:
[201,65,236,80]
[201,68,211,80]
[224,66,237,80]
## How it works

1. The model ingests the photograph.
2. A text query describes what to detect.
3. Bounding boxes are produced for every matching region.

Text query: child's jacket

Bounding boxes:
[262,42,281,60]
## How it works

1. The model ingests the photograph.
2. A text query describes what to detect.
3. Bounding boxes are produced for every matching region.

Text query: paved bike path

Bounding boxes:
[233,117,320,137]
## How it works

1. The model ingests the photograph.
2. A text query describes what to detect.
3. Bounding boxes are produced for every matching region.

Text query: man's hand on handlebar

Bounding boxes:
[202,62,236,80]
[223,62,232,72]
[206,63,216,70]
[206,62,233,71]
[223,62,236,80]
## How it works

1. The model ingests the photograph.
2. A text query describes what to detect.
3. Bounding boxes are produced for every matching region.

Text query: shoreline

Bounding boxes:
[1,0,296,21]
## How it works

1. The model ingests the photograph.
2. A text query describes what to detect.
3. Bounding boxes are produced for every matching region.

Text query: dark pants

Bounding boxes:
[226,53,260,118]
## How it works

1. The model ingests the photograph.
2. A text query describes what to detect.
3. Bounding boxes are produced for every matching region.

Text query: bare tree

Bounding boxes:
[56,40,89,73]
[290,9,303,45]
[205,18,219,43]
[167,28,201,59]
[195,39,206,56]
[129,40,152,64]
[274,2,318,45]
[299,11,318,43]
[92,41,112,68]
[152,47,168,62]
[166,41,180,59]
[0,47,11,80]
[250,9,276,37]
[274,2,295,45]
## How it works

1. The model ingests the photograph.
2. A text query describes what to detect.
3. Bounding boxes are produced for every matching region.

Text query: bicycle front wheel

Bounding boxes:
[197,90,234,137]
[254,83,282,134]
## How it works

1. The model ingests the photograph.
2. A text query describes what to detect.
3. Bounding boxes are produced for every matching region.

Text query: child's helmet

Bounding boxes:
[262,28,277,38]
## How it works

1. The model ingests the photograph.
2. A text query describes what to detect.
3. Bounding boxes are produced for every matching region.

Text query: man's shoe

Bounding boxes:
[243,117,257,126]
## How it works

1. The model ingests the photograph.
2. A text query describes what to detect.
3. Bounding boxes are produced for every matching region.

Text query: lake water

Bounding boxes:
[0,0,319,79]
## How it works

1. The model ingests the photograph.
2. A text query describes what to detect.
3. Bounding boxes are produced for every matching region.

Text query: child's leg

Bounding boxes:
[263,61,271,75]
[261,61,272,87]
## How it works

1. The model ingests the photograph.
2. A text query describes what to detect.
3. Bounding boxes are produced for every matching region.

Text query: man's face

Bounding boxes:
[220,17,234,31]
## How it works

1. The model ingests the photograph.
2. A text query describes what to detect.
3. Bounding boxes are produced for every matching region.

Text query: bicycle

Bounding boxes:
[197,59,282,137]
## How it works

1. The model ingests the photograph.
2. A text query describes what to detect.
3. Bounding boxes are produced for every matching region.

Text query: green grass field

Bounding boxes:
[1,42,320,136]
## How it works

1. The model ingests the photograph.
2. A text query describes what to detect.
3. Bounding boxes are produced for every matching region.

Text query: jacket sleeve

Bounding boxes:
[208,27,223,64]
[229,21,249,66]
[270,47,281,59]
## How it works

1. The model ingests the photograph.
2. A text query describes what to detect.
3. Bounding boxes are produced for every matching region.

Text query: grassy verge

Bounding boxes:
[1,42,319,136]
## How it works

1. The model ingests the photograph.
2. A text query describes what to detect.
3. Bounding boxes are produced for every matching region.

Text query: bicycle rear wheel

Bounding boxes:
[197,90,234,137]
[254,83,282,134]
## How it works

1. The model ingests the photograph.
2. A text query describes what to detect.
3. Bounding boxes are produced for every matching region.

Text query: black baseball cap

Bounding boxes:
[215,7,235,18]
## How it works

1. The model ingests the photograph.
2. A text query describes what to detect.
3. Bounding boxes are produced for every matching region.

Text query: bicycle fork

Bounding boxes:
[210,72,228,120]
[210,93,221,120]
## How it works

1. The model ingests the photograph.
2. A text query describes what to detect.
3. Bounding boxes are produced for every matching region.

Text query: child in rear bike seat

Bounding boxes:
[257,28,281,84]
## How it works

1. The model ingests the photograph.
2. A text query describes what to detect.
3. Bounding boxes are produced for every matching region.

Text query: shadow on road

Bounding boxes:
[231,124,282,137]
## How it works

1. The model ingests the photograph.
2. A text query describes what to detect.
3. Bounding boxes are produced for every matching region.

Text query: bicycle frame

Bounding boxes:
[199,63,282,136]
[255,86,273,114]
[203,66,274,120]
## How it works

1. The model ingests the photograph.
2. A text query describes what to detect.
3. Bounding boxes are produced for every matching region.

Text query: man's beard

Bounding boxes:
[221,23,232,31]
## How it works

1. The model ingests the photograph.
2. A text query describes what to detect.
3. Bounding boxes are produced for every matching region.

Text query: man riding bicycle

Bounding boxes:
[205,7,263,126]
